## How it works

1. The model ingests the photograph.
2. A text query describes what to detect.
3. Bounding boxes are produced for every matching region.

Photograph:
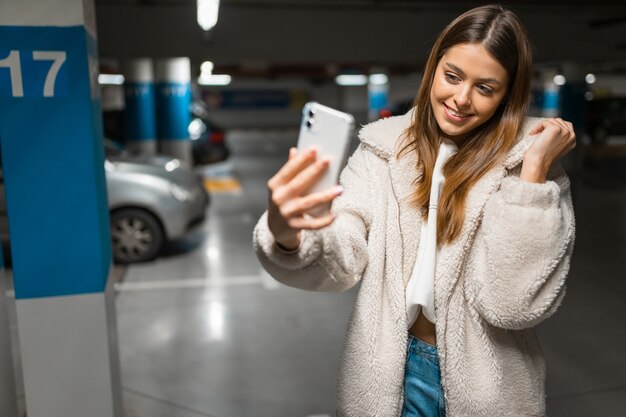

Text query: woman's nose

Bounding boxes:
[454,87,471,108]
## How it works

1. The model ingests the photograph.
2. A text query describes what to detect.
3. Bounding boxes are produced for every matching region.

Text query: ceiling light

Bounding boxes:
[553,74,566,86]
[335,74,368,86]
[98,74,124,85]
[197,0,220,31]
[201,61,214,74]
[585,73,596,84]
[198,74,232,86]
[369,74,389,85]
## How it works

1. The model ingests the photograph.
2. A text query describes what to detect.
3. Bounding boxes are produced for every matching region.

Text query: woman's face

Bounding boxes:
[429,43,509,144]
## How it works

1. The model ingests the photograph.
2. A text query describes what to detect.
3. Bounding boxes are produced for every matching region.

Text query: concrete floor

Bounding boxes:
[5,131,626,416]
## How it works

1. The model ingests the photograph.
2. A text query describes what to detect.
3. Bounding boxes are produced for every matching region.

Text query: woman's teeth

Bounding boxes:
[448,107,468,117]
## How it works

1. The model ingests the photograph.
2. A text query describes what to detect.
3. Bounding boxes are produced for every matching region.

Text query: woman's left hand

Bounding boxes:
[521,118,576,183]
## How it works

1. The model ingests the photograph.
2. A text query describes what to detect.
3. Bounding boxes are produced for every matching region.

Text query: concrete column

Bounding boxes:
[124,58,157,155]
[156,57,192,165]
[0,1,122,416]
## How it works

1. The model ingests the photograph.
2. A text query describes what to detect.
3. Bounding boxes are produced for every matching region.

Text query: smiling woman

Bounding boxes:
[253,4,576,417]
[430,44,509,143]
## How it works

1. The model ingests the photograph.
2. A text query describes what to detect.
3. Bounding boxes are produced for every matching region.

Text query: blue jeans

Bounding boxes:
[401,334,446,417]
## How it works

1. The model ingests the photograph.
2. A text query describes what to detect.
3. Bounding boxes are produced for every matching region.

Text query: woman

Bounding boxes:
[253,4,576,417]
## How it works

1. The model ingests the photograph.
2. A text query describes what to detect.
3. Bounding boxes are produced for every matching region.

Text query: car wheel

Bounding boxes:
[110,208,164,263]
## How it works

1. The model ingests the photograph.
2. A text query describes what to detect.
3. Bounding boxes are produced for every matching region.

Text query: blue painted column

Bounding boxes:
[368,71,389,121]
[124,58,157,155]
[156,57,192,165]
[0,249,18,416]
[0,1,122,416]
[542,70,561,118]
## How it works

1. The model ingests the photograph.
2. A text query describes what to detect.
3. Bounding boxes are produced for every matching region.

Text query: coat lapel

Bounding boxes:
[359,111,424,289]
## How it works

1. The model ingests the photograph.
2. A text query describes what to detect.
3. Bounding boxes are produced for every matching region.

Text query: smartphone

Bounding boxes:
[296,102,355,217]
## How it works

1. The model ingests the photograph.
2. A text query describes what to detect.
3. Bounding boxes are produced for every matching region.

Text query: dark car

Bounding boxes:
[102,104,230,165]
[188,102,230,165]
[586,97,626,144]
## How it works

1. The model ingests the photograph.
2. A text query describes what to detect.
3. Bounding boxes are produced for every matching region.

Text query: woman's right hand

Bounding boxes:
[266,146,344,251]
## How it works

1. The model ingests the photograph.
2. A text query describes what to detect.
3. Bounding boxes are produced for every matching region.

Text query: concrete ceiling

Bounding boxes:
[95,0,626,76]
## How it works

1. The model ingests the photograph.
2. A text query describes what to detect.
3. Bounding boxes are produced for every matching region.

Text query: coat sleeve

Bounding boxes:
[469,163,576,330]
[252,143,374,292]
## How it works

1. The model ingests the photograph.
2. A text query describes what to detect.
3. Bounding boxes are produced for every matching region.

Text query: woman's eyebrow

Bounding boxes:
[444,62,502,85]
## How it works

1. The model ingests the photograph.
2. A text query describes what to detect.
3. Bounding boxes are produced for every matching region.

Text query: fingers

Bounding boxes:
[268,147,318,191]
[551,118,576,149]
[530,118,576,145]
[271,156,331,206]
[528,122,545,136]
[267,145,341,238]
[269,186,341,240]
[279,186,343,219]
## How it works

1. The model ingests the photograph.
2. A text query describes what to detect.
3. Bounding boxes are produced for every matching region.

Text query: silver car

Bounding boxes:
[1,146,209,264]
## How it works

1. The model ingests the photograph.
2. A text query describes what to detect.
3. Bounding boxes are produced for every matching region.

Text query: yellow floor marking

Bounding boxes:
[204,177,241,192]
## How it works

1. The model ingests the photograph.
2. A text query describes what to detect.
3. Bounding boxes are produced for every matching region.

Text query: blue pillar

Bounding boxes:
[0,248,18,416]
[0,1,122,416]
[542,78,560,118]
[368,72,389,121]
[156,57,192,165]
[124,58,157,155]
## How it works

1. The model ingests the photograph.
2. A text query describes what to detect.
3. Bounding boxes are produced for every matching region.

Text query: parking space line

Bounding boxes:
[114,274,265,292]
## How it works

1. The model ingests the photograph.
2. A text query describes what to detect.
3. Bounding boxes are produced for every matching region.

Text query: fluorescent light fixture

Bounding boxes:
[197,0,220,31]
[369,73,389,85]
[201,61,214,73]
[98,74,125,85]
[198,74,232,86]
[585,73,596,84]
[335,74,368,86]
[553,74,566,86]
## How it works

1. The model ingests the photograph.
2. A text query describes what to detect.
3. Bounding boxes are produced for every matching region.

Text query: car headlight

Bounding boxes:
[170,183,194,202]
[188,118,206,141]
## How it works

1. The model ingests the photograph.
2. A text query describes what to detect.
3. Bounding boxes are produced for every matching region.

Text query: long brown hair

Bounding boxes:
[398,4,533,245]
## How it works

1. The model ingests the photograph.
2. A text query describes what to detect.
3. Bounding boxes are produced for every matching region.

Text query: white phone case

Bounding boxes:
[296,102,355,217]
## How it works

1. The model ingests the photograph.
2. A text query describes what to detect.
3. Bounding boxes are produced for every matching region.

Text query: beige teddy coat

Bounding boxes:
[253,110,576,417]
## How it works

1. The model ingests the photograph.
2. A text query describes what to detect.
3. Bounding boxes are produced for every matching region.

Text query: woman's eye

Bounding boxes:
[444,73,460,83]
[477,84,494,95]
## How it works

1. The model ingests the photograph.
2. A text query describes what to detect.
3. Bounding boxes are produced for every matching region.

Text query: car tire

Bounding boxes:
[110,208,164,264]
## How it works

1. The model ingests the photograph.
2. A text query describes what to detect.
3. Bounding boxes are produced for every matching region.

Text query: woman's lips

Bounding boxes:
[443,103,473,122]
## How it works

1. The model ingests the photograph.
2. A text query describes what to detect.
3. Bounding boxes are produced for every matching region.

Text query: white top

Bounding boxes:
[406,139,458,326]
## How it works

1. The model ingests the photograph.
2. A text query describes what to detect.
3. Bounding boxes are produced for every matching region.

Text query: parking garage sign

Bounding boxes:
[0,49,69,97]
